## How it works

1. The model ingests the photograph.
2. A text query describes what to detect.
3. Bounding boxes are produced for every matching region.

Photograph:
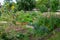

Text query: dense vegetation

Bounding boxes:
[0,0,60,40]
[1,0,60,12]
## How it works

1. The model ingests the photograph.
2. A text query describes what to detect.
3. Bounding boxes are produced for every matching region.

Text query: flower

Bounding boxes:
[11,5,15,10]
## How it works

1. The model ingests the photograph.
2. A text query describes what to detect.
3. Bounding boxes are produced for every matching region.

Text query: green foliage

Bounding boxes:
[36,0,59,12]
[16,11,38,23]
[16,0,36,11]
[32,13,60,32]
[36,0,48,12]
[3,0,17,13]
[0,11,60,40]
[0,0,60,39]
[3,0,60,12]
[0,10,2,16]
[50,0,59,11]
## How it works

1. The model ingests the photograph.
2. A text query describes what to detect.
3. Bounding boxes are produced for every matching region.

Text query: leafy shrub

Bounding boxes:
[16,11,38,24]
[50,0,59,11]
[32,13,60,32]
[36,0,59,12]
[36,0,48,12]
[16,0,36,11]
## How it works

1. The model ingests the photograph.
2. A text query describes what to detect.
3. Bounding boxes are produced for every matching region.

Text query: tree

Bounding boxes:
[16,0,36,11]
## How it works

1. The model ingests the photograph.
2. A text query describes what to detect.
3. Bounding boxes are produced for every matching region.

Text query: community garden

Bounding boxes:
[0,0,60,40]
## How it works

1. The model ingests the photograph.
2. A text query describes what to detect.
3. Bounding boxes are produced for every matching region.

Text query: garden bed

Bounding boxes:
[0,12,60,40]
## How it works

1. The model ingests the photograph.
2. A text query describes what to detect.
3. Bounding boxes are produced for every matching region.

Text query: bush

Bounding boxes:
[36,0,59,12]
[16,11,38,24]
[16,0,36,11]
[50,0,59,11]
[36,0,48,12]
[32,13,60,32]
